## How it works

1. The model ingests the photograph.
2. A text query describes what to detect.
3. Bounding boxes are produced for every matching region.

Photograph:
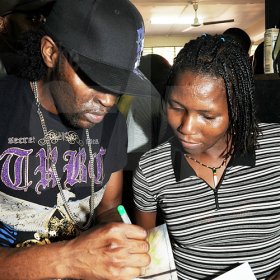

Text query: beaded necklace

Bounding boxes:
[185,154,228,188]
[31,81,95,231]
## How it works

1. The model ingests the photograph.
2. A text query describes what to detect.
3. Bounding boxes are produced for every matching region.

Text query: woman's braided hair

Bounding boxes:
[165,34,259,157]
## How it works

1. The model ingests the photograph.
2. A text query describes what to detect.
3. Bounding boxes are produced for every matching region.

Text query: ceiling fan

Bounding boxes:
[183,1,234,32]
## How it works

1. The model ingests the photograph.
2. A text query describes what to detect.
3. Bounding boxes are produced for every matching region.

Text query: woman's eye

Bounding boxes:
[203,115,215,120]
[170,106,184,112]
[167,102,184,111]
[172,106,184,111]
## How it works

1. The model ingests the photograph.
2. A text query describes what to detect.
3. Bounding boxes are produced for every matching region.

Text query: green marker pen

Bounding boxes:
[117,205,132,224]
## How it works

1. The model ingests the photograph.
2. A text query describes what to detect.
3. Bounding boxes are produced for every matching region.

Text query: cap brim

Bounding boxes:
[70,51,161,98]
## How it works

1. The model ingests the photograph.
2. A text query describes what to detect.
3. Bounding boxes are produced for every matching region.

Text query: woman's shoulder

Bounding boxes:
[139,138,173,163]
[257,123,280,148]
[258,122,280,135]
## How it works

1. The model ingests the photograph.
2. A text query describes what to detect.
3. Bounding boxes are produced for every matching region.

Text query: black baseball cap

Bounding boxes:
[0,0,55,16]
[44,0,159,97]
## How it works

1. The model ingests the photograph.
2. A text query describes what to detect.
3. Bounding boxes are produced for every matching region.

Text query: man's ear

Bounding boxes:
[41,35,59,68]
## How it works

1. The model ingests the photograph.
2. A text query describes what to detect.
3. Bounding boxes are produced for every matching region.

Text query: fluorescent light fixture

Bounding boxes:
[150,16,203,25]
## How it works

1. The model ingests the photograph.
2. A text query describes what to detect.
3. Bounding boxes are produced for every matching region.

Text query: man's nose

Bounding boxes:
[97,93,117,108]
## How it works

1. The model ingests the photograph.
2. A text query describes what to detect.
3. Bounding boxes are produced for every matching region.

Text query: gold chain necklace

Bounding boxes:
[31,81,95,231]
[185,154,228,188]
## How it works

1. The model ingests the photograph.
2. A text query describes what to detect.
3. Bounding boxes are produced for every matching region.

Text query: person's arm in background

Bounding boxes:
[0,222,150,280]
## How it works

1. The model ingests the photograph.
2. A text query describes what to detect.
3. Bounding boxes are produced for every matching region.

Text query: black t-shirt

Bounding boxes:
[0,75,127,246]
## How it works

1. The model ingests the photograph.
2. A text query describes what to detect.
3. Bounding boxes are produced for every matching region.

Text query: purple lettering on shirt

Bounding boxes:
[0,147,33,191]
[63,148,87,188]
[35,147,58,194]
[91,147,106,184]
[0,144,107,194]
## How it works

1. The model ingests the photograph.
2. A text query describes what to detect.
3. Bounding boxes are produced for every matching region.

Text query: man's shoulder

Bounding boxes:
[0,75,27,93]
[0,74,21,84]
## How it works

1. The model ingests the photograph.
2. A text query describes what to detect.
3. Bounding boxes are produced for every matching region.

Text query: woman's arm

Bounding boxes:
[135,209,157,230]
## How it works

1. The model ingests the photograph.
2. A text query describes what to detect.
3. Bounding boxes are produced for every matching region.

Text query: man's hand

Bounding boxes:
[62,222,150,280]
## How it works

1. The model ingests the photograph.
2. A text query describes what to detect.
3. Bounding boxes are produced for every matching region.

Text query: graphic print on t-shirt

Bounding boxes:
[1,129,106,196]
[0,128,107,245]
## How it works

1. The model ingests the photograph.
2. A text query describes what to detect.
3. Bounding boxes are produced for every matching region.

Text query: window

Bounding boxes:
[143,46,183,65]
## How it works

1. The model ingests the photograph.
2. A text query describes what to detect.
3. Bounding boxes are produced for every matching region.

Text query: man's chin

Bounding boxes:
[77,122,96,130]
[68,119,96,130]
[59,113,101,129]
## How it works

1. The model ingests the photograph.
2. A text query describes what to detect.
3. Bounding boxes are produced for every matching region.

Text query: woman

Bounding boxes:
[133,34,280,280]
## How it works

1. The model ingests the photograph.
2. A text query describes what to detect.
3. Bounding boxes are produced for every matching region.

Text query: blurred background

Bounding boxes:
[131,0,270,64]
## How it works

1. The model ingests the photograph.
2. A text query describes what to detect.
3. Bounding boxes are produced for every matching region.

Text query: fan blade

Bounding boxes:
[182,26,194,32]
[203,19,234,25]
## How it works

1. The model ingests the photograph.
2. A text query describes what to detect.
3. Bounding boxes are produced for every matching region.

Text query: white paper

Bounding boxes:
[134,223,178,280]
[213,262,256,280]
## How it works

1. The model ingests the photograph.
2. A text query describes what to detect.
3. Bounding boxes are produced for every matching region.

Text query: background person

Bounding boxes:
[0,0,155,279]
[118,54,172,164]
[0,0,55,76]
[133,34,280,280]
[118,54,172,223]
[253,41,264,74]
[223,27,251,55]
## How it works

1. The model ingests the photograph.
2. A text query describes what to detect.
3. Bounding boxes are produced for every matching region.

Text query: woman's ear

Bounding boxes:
[41,35,59,68]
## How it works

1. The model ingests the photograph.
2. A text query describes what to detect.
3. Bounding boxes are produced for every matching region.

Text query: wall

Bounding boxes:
[144,35,195,48]
[144,34,261,61]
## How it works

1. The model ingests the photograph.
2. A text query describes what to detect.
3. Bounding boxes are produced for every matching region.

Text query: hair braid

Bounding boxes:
[165,34,259,156]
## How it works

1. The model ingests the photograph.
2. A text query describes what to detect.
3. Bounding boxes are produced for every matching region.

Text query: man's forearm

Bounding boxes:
[0,240,69,280]
[0,223,150,280]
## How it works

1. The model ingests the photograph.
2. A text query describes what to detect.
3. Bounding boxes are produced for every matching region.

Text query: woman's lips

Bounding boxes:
[179,138,201,150]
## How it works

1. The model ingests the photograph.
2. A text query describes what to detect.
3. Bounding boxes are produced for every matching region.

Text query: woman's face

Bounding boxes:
[166,71,229,156]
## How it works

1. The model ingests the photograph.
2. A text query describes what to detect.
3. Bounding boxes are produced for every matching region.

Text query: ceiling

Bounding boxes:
[131,0,265,43]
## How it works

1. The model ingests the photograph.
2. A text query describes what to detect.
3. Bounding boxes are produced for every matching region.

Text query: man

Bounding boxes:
[0,0,55,76]
[0,0,155,278]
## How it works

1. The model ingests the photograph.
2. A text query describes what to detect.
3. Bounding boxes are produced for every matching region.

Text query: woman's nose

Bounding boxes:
[178,114,196,134]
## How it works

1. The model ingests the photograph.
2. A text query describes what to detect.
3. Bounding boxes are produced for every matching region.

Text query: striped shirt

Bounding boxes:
[133,123,280,280]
